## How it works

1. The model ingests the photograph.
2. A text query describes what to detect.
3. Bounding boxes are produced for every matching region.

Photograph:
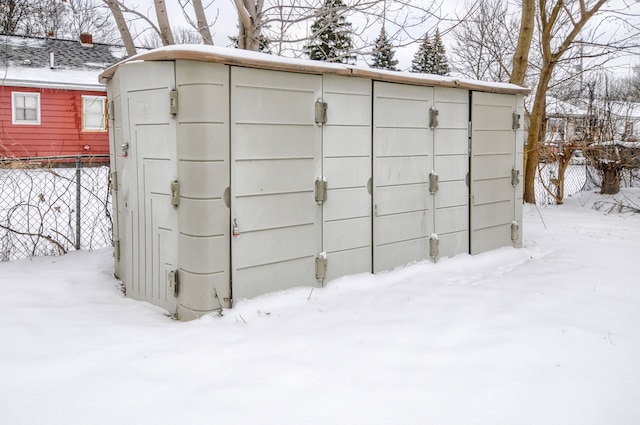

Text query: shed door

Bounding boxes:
[372,82,434,272]
[433,87,470,258]
[230,68,323,300]
[470,91,519,254]
[119,62,179,313]
[322,75,372,281]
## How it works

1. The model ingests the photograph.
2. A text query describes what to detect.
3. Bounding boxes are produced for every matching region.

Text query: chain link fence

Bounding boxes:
[2,154,638,260]
[0,156,112,261]
[535,161,640,205]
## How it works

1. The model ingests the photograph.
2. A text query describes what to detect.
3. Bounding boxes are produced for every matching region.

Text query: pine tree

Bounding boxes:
[410,34,433,73]
[304,0,356,64]
[370,27,399,71]
[411,29,450,75]
[431,28,451,76]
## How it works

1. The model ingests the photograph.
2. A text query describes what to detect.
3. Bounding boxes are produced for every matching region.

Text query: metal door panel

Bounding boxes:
[324,126,370,157]
[175,60,231,316]
[375,211,430,246]
[432,87,470,259]
[375,157,429,186]
[373,82,434,272]
[323,187,370,221]
[374,185,429,216]
[118,61,178,314]
[436,181,469,208]
[233,258,316,300]
[324,218,371,253]
[375,128,431,157]
[235,192,316,231]
[321,75,372,282]
[375,239,428,273]
[231,67,322,300]
[435,205,468,234]
[472,179,514,205]
[234,159,314,194]
[436,155,468,181]
[324,157,370,189]
[233,126,317,159]
[434,129,468,155]
[233,225,318,270]
[470,92,519,255]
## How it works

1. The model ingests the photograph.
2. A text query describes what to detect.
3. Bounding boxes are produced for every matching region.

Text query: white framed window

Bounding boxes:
[82,95,107,131]
[12,92,41,125]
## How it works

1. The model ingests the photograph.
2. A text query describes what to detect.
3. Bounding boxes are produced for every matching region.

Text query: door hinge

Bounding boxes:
[511,221,520,243]
[169,90,179,115]
[429,234,439,262]
[113,240,120,260]
[315,252,327,281]
[429,170,439,194]
[512,112,521,130]
[511,168,520,187]
[110,171,117,191]
[168,269,179,297]
[315,100,327,124]
[315,177,327,204]
[468,121,472,155]
[429,107,439,129]
[170,180,180,206]
[108,100,115,121]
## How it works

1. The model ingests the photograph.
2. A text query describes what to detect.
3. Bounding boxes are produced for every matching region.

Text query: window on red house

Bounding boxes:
[12,92,41,125]
[82,95,107,131]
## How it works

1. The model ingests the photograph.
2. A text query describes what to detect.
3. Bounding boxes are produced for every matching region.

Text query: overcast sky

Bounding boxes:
[153,0,639,73]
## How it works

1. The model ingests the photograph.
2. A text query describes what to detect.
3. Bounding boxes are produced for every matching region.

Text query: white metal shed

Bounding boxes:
[99,46,529,320]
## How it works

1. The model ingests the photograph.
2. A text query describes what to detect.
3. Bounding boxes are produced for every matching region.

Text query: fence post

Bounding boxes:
[75,156,81,250]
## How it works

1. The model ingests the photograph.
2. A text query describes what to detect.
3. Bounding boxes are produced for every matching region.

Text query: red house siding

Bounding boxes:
[0,86,109,161]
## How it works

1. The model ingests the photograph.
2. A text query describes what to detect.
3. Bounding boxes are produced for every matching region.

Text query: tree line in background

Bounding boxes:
[2,0,640,202]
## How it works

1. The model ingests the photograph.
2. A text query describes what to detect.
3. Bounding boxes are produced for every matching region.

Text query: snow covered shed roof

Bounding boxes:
[0,34,131,91]
[99,45,531,95]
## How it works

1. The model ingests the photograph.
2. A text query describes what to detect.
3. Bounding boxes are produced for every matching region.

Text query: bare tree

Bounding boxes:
[450,0,518,82]
[186,0,214,44]
[67,0,118,43]
[104,0,136,55]
[154,0,174,45]
[233,0,263,50]
[522,0,608,204]
[0,0,30,34]
[510,0,535,86]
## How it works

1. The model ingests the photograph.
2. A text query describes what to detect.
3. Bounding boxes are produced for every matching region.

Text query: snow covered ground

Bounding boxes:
[1,189,639,425]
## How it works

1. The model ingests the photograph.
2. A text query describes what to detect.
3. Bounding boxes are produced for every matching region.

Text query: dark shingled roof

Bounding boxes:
[0,34,128,71]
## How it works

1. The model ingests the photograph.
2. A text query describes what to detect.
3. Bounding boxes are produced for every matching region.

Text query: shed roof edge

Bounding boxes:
[98,45,531,95]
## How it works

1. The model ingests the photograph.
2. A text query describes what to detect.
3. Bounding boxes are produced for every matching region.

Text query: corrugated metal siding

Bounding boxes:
[0,86,109,160]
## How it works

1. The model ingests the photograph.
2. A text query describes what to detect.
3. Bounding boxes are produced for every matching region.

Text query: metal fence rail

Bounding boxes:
[0,156,111,261]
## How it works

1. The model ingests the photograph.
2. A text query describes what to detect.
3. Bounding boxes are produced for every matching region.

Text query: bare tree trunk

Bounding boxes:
[510,0,534,87]
[154,0,174,45]
[601,165,621,194]
[192,0,213,45]
[233,0,263,51]
[524,68,553,203]
[523,0,607,204]
[104,0,136,56]
[555,149,571,204]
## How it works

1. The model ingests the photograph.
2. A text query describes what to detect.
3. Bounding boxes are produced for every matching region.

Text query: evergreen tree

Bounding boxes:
[411,29,450,75]
[304,0,355,64]
[410,34,434,73]
[431,28,451,76]
[370,27,399,71]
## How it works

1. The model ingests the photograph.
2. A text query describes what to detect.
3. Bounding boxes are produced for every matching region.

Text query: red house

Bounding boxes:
[0,34,128,162]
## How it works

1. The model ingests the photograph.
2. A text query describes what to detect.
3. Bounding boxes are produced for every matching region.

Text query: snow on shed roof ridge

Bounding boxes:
[99,44,531,95]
